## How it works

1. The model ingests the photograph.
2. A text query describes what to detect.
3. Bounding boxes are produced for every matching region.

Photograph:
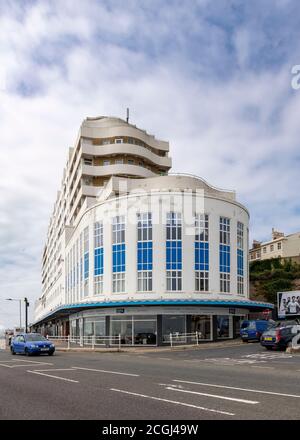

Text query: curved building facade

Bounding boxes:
[33,117,273,345]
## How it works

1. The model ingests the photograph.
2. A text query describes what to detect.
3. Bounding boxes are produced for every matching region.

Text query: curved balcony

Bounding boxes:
[82,163,157,179]
[82,142,171,169]
[81,122,169,151]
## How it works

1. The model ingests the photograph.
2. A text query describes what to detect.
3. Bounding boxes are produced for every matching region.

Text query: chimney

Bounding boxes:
[252,240,261,249]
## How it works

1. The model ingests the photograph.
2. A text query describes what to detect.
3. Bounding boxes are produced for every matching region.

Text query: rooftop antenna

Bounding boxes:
[126,107,129,123]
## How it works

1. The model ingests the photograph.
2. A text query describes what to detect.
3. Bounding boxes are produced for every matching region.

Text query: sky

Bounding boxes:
[0,0,300,329]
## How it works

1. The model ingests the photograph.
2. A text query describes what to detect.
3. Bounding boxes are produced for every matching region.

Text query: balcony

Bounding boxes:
[81,142,172,169]
[82,163,157,179]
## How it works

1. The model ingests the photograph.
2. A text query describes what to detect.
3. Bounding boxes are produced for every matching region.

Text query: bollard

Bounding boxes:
[118,334,121,351]
[196,331,199,345]
[67,335,70,350]
[92,335,95,350]
[170,333,173,348]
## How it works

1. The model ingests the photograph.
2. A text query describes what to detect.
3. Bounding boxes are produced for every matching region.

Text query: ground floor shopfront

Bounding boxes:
[32,302,274,346]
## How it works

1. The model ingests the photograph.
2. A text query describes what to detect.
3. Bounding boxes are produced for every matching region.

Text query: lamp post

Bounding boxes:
[24,297,29,333]
[5,298,22,330]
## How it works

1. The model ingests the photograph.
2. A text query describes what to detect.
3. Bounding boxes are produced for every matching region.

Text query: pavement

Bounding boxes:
[0,341,299,420]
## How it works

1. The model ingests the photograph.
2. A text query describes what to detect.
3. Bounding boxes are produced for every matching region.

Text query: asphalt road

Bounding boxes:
[0,342,299,420]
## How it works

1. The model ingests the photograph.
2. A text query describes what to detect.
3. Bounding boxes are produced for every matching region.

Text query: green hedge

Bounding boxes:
[249,258,300,303]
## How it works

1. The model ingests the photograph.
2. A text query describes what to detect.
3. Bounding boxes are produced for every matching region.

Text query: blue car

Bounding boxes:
[11,333,55,356]
[240,320,274,342]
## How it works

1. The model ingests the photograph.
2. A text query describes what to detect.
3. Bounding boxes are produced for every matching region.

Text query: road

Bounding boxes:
[0,342,299,420]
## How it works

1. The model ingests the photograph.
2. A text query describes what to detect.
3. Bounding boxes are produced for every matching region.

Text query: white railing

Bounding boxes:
[166,331,209,347]
[47,335,122,350]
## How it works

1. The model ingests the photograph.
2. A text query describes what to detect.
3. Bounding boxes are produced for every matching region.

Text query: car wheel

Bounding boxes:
[242,339,248,343]
[11,348,16,355]
[48,352,54,356]
[24,348,30,356]
[265,346,273,350]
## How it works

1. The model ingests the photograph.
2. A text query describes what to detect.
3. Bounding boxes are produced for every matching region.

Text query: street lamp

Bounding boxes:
[5,298,22,330]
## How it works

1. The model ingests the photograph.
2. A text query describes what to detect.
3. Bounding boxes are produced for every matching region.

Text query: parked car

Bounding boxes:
[260,322,300,350]
[11,333,55,356]
[240,320,273,342]
[134,333,156,345]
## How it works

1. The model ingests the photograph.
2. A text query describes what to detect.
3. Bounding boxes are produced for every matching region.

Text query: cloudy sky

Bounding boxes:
[0,0,300,329]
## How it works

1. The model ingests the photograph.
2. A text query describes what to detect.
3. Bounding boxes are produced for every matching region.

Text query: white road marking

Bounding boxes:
[8,359,53,364]
[0,359,53,368]
[110,388,235,416]
[244,353,293,359]
[250,366,274,370]
[71,366,139,377]
[166,387,259,404]
[27,370,79,383]
[31,368,76,372]
[157,357,172,361]
[173,380,300,399]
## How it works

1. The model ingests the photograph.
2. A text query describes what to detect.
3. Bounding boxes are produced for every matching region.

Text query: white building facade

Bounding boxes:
[33,117,273,345]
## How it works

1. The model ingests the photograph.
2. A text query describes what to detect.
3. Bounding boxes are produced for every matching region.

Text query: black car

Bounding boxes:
[134,333,156,345]
[260,322,300,350]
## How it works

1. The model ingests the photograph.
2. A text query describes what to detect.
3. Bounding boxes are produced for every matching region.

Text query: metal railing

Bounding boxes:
[47,335,122,350]
[166,331,211,347]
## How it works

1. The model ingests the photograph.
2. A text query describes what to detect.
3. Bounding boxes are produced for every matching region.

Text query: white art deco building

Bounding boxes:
[32,116,273,345]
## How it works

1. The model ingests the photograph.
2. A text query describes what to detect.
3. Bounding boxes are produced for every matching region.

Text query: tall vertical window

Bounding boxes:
[220,217,230,293]
[83,227,89,297]
[112,216,125,293]
[237,221,244,295]
[137,213,153,292]
[94,222,104,295]
[166,212,182,291]
[195,214,209,292]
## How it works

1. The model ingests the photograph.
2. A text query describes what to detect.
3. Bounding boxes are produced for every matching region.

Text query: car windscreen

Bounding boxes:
[26,334,47,342]
[247,322,256,330]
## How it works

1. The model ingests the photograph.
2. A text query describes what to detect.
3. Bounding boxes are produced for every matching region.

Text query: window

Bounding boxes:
[115,138,123,144]
[113,216,125,244]
[83,157,93,166]
[195,271,209,291]
[166,212,182,291]
[220,217,230,293]
[220,217,230,244]
[270,245,274,251]
[277,242,282,250]
[83,227,89,297]
[237,222,244,295]
[112,216,125,293]
[138,271,152,292]
[220,273,230,293]
[94,275,103,295]
[94,222,103,248]
[103,160,110,166]
[263,247,267,253]
[128,159,134,165]
[137,213,152,292]
[167,212,182,239]
[195,214,209,292]
[195,214,209,242]
[113,272,125,293]
[115,159,124,164]
[94,222,104,296]
[102,139,110,145]
[137,213,152,241]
